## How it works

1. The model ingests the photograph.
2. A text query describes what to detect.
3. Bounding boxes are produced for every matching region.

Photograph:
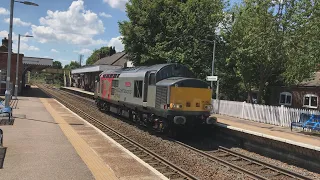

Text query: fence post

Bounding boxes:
[241,101,245,119]
[280,105,284,126]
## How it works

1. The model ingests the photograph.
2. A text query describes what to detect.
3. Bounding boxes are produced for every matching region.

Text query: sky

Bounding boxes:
[0,0,241,67]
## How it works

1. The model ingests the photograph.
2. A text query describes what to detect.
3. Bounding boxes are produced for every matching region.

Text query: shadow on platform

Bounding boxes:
[14,116,84,126]
[21,86,50,98]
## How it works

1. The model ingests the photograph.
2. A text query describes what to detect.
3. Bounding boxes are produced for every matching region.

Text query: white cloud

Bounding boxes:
[0,30,31,44]
[103,0,128,11]
[99,12,112,18]
[0,30,39,53]
[12,42,40,53]
[74,48,92,55]
[31,0,106,46]
[51,49,59,53]
[4,18,31,26]
[0,7,9,15]
[107,36,124,52]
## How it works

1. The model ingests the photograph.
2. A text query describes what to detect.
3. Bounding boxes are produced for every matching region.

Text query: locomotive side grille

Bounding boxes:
[156,86,168,108]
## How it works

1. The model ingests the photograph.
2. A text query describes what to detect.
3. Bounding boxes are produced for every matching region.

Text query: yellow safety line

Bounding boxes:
[40,98,118,180]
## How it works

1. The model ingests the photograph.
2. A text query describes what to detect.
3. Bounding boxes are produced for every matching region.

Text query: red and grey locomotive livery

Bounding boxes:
[94,63,215,134]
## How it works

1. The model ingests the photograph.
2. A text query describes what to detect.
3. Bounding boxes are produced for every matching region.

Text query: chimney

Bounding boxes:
[2,37,8,48]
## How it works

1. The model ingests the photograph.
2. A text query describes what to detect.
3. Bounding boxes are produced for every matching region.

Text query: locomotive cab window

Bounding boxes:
[112,80,119,87]
[149,73,156,85]
[111,80,118,95]
[134,80,143,98]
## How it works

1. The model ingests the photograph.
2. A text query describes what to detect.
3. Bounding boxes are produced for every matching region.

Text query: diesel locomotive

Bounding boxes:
[94,63,216,135]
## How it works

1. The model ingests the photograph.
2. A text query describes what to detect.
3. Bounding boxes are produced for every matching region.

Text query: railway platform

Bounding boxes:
[214,114,320,150]
[0,86,166,180]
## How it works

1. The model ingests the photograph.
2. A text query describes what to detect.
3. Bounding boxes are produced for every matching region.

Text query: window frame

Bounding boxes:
[303,94,318,109]
[148,73,156,86]
[134,80,143,98]
[0,69,7,81]
[279,92,292,106]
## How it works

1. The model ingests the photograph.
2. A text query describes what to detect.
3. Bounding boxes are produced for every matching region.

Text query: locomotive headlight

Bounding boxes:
[204,105,213,110]
[170,103,183,109]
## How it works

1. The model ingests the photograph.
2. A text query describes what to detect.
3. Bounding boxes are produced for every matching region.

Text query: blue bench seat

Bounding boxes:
[291,113,320,131]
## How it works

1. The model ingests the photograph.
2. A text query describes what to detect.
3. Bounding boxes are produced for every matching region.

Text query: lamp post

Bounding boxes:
[200,39,217,97]
[4,0,38,108]
[12,34,33,100]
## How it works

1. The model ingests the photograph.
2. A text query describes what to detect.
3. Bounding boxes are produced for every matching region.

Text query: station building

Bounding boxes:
[71,51,134,92]
[0,37,53,95]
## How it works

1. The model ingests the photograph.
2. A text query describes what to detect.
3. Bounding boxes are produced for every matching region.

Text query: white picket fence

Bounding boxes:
[211,99,320,127]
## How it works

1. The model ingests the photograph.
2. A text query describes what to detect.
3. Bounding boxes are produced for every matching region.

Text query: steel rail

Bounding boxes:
[56,85,313,180]
[38,84,198,180]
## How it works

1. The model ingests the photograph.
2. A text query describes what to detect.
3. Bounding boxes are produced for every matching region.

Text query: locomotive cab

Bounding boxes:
[155,77,214,126]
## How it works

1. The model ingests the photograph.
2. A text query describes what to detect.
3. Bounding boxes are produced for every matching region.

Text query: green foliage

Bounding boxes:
[119,0,226,80]
[281,0,320,84]
[53,61,62,69]
[119,0,320,103]
[86,46,116,65]
[64,61,81,70]
[224,0,319,103]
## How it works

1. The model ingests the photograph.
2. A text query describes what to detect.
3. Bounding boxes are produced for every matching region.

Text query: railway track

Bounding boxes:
[172,141,311,180]
[37,84,198,180]
[40,84,313,180]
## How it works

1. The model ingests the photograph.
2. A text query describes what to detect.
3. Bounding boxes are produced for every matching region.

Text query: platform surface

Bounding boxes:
[62,86,94,95]
[0,96,94,179]
[213,114,320,150]
[0,87,166,180]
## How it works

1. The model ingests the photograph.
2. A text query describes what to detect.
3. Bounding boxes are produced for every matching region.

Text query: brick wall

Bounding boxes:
[270,86,320,110]
[0,52,24,95]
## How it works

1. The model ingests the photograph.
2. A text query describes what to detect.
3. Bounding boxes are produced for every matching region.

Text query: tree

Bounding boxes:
[86,46,117,65]
[64,61,81,70]
[119,0,226,79]
[52,61,62,69]
[281,0,320,84]
[227,0,320,103]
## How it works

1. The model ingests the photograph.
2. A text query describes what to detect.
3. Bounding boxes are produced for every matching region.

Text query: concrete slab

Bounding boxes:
[0,96,94,180]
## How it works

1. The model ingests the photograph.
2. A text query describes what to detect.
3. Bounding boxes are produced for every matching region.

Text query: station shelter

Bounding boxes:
[71,52,133,92]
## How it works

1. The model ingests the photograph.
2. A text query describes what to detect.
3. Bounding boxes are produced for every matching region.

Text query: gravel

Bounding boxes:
[230,147,320,180]
[46,86,320,180]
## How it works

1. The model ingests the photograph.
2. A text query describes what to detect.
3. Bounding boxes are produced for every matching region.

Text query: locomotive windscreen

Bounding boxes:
[156,64,195,82]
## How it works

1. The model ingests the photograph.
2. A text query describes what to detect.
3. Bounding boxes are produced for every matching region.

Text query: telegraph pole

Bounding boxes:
[79,54,84,66]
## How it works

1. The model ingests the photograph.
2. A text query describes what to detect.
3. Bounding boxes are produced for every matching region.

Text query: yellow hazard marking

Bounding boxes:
[40,98,118,180]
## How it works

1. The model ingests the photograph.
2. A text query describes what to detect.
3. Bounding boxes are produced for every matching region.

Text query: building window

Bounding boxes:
[134,80,143,98]
[279,92,292,106]
[0,69,6,81]
[303,94,318,109]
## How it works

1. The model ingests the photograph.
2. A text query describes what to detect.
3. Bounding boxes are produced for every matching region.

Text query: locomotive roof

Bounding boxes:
[156,77,209,88]
[100,63,194,78]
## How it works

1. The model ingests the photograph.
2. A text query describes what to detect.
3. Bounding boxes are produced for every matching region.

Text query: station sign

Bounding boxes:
[206,76,218,82]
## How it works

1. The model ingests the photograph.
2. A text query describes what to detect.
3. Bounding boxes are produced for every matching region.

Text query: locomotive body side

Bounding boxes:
[95,63,215,134]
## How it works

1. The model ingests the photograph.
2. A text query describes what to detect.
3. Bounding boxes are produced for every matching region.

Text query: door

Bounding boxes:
[147,72,157,108]
[143,71,150,103]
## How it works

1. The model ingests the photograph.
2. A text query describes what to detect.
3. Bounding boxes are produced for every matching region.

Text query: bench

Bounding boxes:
[291,113,320,131]
[0,100,13,125]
